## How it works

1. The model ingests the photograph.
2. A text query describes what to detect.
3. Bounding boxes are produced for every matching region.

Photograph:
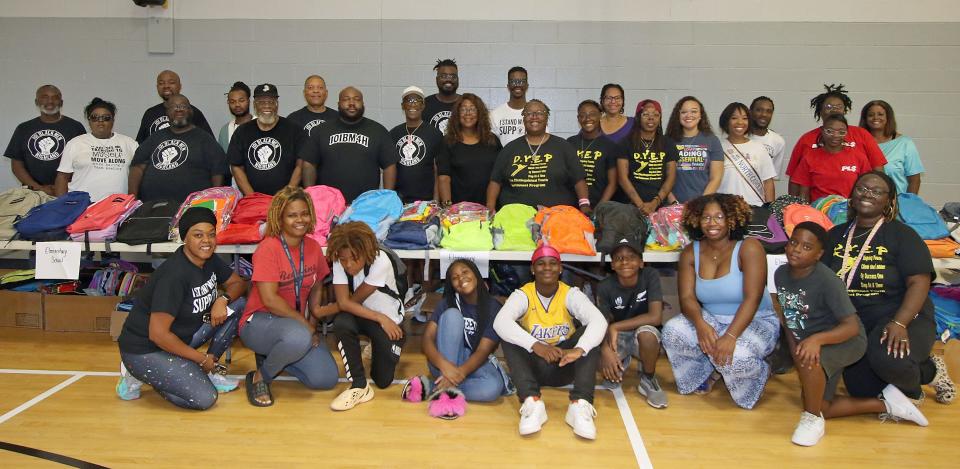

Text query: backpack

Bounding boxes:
[0,187,54,239]
[647,204,689,250]
[441,202,489,228]
[14,191,91,241]
[304,185,346,246]
[746,205,788,254]
[930,289,960,342]
[770,194,807,226]
[491,204,538,251]
[398,200,441,222]
[783,204,834,236]
[924,238,960,258]
[384,218,442,250]
[440,220,494,251]
[67,194,142,243]
[230,193,273,225]
[217,222,265,245]
[339,189,403,240]
[534,205,596,256]
[347,247,408,311]
[116,199,180,245]
[170,187,241,242]
[594,201,648,256]
[897,193,949,240]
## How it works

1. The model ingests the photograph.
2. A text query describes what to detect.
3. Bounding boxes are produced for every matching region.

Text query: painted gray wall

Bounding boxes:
[1,18,958,205]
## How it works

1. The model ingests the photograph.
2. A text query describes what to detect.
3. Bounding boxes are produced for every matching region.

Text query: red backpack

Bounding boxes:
[67,194,139,234]
[231,193,273,225]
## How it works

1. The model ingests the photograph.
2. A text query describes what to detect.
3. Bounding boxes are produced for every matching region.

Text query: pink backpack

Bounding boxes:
[67,194,142,241]
[305,185,346,246]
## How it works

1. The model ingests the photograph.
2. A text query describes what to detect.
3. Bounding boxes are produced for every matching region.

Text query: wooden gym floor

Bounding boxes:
[0,327,957,468]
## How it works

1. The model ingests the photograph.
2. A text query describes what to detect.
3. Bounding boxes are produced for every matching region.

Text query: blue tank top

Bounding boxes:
[694,240,774,317]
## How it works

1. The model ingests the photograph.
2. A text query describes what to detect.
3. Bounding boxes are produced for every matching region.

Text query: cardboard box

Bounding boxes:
[43,294,120,333]
[0,290,43,329]
[110,310,129,341]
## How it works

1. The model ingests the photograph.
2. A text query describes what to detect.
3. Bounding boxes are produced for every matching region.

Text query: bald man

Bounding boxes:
[4,84,86,195]
[136,70,213,143]
[287,75,339,137]
[299,86,396,203]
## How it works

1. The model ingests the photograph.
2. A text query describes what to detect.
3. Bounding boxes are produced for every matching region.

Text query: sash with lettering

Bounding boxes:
[724,143,764,203]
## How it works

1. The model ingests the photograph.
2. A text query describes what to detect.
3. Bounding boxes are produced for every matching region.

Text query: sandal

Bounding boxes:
[401,375,430,403]
[693,371,721,395]
[245,370,273,407]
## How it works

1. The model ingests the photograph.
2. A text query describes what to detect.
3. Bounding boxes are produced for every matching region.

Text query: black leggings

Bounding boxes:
[120,350,217,410]
[842,311,938,399]
[333,313,405,389]
[501,328,600,404]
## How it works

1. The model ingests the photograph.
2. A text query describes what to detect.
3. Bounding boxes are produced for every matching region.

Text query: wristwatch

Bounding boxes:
[218,292,232,304]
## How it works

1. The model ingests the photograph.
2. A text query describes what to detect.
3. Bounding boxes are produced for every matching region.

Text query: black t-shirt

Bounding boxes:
[299,117,397,203]
[135,103,213,144]
[388,123,444,203]
[775,263,857,341]
[286,106,339,138]
[596,268,663,323]
[423,95,455,134]
[567,134,624,206]
[132,127,228,202]
[228,117,305,196]
[3,116,86,185]
[619,136,680,202]
[823,220,935,329]
[436,139,502,205]
[118,247,234,355]
[491,134,587,209]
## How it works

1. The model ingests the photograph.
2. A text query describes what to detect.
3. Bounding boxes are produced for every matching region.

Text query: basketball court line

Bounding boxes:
[0,369,653,468]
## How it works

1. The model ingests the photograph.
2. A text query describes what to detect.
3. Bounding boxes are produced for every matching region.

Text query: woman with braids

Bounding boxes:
[661,193,780,409]
[240,187,340,407]
[599,83,634,144]
[824,171,955,408]
[436,93,502,206]
[328,222,406,411]
[859,100,924,195]
[619,99,677,215]
[790,115,872,202]
[786,84,886,197]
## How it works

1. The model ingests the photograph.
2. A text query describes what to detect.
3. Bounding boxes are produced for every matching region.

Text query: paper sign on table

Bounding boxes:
[438,250,490,279]
[35,242,82,280]
[766,254,788,294]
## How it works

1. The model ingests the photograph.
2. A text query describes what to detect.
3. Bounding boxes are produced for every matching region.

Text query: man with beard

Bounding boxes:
[489,66,549,145]
[423,59,460,135]
[217,81,254,152]
[388,86,442,204]
[747,96,787,179]
[129,94,227,202]
[228,84,305,196]
[300,87,396,203]
[135,70,213,144]
[4,85,86,195]
[287,75,339,137]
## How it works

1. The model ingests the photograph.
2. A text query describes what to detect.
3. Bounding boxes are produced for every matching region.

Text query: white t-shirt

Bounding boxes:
[749,130,786,179]
[332,250,403,324]
[57,133,137,202]
[718,139,777,207]
[489,103,551,145]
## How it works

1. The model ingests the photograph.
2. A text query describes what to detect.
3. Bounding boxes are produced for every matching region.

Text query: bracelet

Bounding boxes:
[653,195,662,203]
[198,355,212,368]
[890,320,908,329]
[578,198,591,207]
[725,332,738,340]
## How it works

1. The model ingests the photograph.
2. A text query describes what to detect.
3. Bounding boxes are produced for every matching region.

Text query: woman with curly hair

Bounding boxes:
[859,100,924,195]
[328,221,406,411]
[661,193,780,409]
[785,84,886,197]
[437,93,502,206]
[239,186,340,407]
[665,96,724,203]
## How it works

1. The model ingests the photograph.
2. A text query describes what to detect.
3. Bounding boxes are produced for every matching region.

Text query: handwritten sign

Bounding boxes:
[766,254,788,294]
[438,250,490,279]
[35,242,82,280]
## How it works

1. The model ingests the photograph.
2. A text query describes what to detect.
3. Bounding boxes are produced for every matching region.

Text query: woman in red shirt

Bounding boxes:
[790,115,872,203]
[239,187,340,407]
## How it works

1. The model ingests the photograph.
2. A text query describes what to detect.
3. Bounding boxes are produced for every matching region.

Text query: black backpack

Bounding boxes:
[116,199,179,246]
[347,246,409,309]
[593,201,649,256]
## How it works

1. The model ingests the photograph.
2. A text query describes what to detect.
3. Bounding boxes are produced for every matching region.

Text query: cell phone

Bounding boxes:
[213,363,228,375]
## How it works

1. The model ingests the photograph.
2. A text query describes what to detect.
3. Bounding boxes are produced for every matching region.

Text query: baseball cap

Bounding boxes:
[254,83,279,98]
[402,86,424,100]
[531,245,561,263]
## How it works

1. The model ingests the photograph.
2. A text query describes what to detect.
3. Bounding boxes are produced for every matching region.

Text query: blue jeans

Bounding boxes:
[428,308,505,402]
[188,297,245,359]
[239,312,339,389]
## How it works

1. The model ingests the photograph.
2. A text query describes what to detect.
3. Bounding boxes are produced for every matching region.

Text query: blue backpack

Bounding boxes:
[384,218,442,250]
[339,190,403,240]
[897,193,949,240]
[14,191,91,241]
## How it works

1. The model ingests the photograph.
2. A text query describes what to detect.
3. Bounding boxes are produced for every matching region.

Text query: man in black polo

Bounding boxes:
[300,87,396,204]
[129,94,227,202]
[4,84,86,195]
[228,84,305,196]
[135,70,213,143]
[423,59,460,134]
[287,75,339,137]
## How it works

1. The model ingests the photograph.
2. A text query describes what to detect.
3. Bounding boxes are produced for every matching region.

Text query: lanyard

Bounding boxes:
[837,218,884,289]
[279,236,305,317]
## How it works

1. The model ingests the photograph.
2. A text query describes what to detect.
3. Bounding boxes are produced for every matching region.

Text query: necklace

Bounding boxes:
[400,123,422,161]
[639,137,653,153]
[527,133,547,158]
[579,134,597,154]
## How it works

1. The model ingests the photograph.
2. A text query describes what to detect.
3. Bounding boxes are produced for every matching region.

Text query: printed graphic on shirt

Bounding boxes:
[247,137,282,171]
[89,144,128,170]
[329,133,369,147]
[396,134,426,167]
[509,153,554,188]
[150,116,171,135]
[612,290,648,312]
[429,112,451,134]
[777,286,809,338]
[677,144,708,171]
[463,317,477,337]
[304,119,326,137]
[832,241,889,295]
[191,273,219,315]
[494,116,523,139]
[632,149,667,181]
[28,130,66,161]
[577,149,605,185]
[151,139,189,170]
[529,322,571,342]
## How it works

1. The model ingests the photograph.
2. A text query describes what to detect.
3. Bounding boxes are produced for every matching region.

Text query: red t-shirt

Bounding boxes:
[785,125,885,176]
[789,145,871,201]
[240,236,330,330]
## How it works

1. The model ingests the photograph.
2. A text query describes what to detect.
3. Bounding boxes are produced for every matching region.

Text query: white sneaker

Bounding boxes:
[565,399,598,440]
[880,384,929,427]
[208,373,239,393]
[518,396,548,435]
[116,363,143,401]
[791,411,825,446]
[330,384,374,411]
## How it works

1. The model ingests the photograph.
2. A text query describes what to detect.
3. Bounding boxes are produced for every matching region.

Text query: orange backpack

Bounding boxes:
[534,205,596,255]
[783,203,834,236]
[924,238,960,258]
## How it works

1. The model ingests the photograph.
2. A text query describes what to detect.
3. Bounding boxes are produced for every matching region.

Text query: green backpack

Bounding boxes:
[491,204,538,251]
[440,220,494,251]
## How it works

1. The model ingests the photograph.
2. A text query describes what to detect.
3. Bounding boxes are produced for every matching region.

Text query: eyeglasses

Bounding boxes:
[522,111,548,118]
[89,114,113,122]
[700,213,726,224]
[822,128,848,137]
[167,104,190,111]
[402,96,423,104]
[508,79,528,86]
[577,112,600,119]
[602,96,623,102]
[854,185,889,198]
[438,73,458,80]
[460,107,478,116]
[640,112,660,119]
[823,103,845,111]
